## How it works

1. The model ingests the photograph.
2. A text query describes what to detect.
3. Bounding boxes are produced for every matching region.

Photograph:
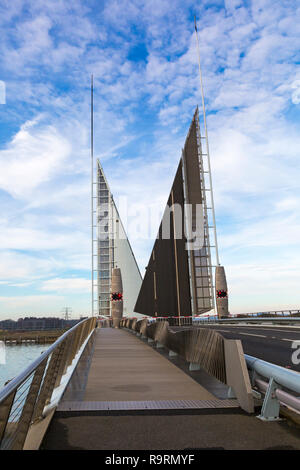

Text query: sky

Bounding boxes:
[0,0,299,319]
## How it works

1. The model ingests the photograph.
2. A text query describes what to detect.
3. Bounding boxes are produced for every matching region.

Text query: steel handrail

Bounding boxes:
[193,316,300,323]
[0,317,96,450]
[0,318,87,403]
[245,354,300,395]
[124,316,300,419]
[245,354,300,420]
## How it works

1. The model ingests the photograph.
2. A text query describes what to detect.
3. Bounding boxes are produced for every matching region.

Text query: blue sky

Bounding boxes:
[0,0,300,318]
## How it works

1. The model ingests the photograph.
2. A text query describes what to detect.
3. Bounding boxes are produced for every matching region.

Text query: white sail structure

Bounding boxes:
[96,159,142,318]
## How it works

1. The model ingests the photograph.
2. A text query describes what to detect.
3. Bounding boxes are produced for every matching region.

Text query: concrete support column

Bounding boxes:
[215,265,229,317]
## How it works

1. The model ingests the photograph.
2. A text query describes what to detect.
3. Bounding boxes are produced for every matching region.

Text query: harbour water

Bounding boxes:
[0,342,50,389]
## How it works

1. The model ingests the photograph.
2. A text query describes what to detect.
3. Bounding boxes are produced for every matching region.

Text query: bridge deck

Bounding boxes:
[40,327,300,450]
[82,327,214,402]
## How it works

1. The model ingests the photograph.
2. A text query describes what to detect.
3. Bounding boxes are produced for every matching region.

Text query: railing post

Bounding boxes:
[10,360,47,450]
[61,319,94,379]
[55,335,73,386]
[31,321,92,423]
[78,320,89,349]
[0,390,16,445]
[31,345,64,422]
[257,377,281,421]
[70,322,84,359]
[75,321,85,351]
[64,331,77,370]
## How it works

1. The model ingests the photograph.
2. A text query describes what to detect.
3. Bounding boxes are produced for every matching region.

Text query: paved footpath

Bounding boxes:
[41,328,300,450]
[83,328,215,401]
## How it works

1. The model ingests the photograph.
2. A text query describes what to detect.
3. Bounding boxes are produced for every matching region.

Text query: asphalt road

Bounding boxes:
[174,324,300,372]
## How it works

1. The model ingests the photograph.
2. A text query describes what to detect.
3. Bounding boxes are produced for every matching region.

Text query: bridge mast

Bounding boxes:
[194,17,229,317]
[91,74,95,317]
[194,16,220,267]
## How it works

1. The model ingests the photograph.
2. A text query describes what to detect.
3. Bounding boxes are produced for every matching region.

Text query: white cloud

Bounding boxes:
[274,197,300,213]
[224,0,243,11]
[227,259,300,313]
[0,251,61,282]
[40,277,90,293]
[220,214,300,250]
[0,117,71,198]
[0,294,64,310]
[0,224,88,252]
[291,79,300,105]
[0,0,299,317]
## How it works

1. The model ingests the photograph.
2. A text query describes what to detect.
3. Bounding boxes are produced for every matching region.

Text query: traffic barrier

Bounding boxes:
[245,355,300,421]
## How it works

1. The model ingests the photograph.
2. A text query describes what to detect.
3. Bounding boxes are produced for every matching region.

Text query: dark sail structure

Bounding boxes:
[134,108,214,317]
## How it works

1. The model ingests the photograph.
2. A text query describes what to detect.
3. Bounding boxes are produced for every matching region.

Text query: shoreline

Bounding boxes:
[0,329,67,344]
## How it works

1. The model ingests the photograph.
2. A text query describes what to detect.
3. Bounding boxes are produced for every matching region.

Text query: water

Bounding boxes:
[0,342,50,389]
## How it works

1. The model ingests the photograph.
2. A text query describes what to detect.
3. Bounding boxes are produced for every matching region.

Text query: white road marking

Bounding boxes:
[208,326,300,342]
[213,328,267,338]
[209,324,300,331]
[238,332,266,338]
[241,327,300,334]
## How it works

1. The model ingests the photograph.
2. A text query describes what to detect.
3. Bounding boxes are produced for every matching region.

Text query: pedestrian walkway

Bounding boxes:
[40,327,300,450]
[83,327,216,402]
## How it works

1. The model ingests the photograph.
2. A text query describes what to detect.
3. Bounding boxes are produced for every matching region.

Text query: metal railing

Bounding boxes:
[123,316,300,419]
[121,317,255,413]
[156,316,194,327]
[193,316,300,325]
[0,317,96,450]
[233,310,300,317]
[134,313,300,327]
[195,310,300,319]
[245,354,300,421]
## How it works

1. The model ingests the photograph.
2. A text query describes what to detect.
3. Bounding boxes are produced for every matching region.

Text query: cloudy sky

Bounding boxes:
[0,0,299,319]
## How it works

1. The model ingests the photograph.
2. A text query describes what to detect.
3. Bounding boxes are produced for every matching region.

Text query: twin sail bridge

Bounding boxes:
[0,20,299,452]
[90,18,229,321]
[91,109,229,320]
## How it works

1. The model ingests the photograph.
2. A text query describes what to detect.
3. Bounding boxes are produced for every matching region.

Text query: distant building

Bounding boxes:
[0,317,81,331]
